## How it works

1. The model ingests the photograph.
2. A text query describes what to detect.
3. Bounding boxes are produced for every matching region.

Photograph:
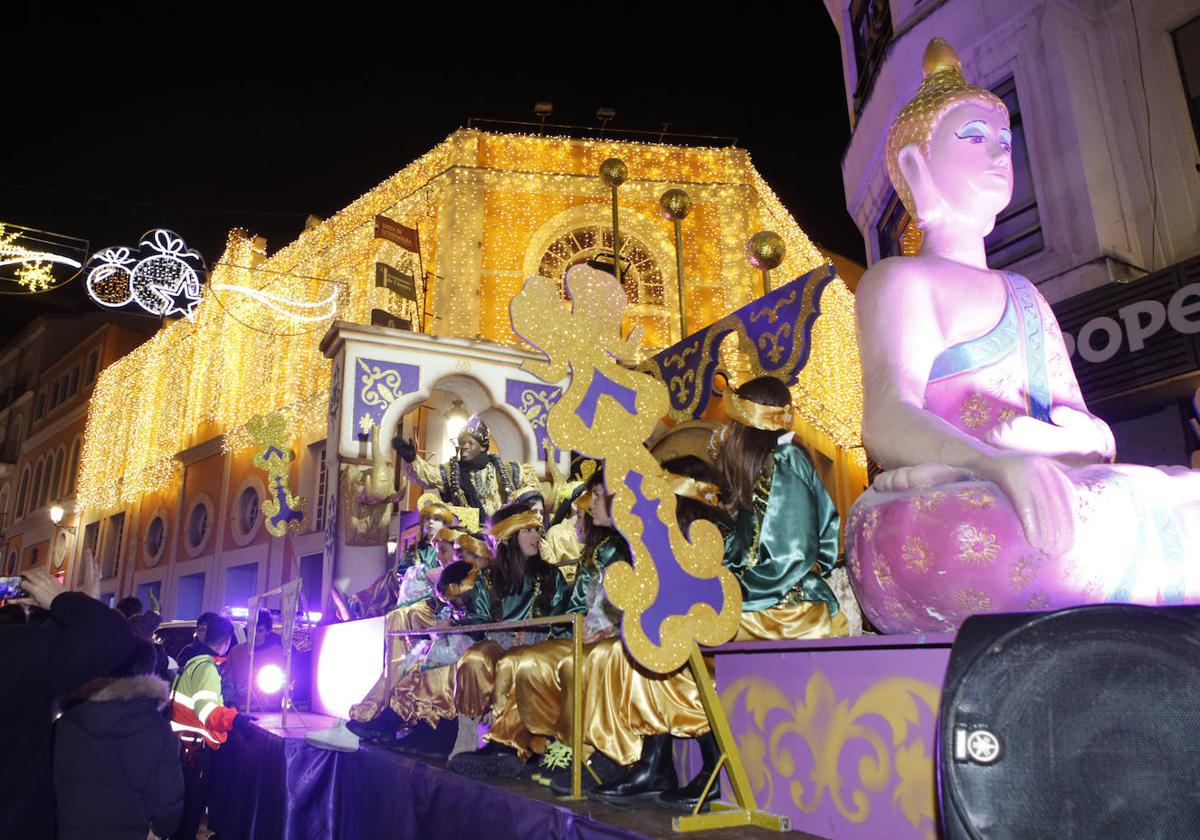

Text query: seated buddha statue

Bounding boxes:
[846,38,1200,633]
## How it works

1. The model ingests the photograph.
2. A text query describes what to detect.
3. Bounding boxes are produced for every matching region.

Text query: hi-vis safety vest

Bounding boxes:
[170,654,236,748]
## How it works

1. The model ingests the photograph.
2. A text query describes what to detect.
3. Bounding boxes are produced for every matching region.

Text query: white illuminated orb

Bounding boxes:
[256,663,286,695]
[86,229,205,319]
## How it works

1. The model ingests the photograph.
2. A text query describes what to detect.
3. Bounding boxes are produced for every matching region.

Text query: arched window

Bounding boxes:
[49,447,65,503]
[30,459,45,514]
[65,436,82,497]
[536,225,665,306]
[15,468,29,520]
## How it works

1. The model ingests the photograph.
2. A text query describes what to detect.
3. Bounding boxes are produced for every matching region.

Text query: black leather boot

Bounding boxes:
[588,734,678,803]
[345,707,404,742]
[658,732,721,811]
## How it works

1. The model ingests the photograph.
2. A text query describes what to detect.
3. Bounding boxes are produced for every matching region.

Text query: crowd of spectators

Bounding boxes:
[1,560,256,840]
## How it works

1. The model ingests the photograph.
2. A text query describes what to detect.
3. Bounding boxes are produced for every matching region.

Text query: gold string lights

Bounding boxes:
[78,128,863,512]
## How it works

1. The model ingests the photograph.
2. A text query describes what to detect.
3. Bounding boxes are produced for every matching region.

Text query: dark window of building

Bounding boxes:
[299,552,323,614]
[34,392,45,420]
[313,445,328,532]
[31,459,44,514]
[985,78,1044,267]
[67,366,79,398]
[102,512,125,580]
[877,190,923,259]
[1175,17,1200,153]
[187,501,209,550]
[236,485,260,536]
[84,349,100,384]
[145,516,165,561]
[15,468,29,520]
[851,0,893,117]
[28,547,38,569]
[65,438,81,497]
[5,550,16,574]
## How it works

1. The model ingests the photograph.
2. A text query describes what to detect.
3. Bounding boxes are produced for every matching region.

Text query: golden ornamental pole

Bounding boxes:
[599,158,628,283]
[660,188,693,339]
[746,231,786,295]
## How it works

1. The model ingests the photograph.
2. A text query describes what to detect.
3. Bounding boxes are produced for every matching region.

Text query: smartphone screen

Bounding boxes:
[0,576,26,599]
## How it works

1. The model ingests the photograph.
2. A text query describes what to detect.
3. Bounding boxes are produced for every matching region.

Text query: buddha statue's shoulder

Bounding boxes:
[857,256,943,297]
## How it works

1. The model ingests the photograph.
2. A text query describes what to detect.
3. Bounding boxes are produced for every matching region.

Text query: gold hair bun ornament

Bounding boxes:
[489,508,544,542]
[885,37,1007,217]
[723,388,794,431]
[659,189,693,221]
[922,37,962,78]
[599,158,628,188]
[419,500,456,526]
[745,232,786,271]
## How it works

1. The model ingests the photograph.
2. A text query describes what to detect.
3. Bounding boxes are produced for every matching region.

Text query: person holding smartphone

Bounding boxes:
[0,564,136,840]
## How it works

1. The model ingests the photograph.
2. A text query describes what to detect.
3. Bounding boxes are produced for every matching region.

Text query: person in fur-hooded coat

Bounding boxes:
[54,637,184,840]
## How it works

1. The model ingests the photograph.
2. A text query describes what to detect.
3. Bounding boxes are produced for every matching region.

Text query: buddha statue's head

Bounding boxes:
[886,38,1012,233]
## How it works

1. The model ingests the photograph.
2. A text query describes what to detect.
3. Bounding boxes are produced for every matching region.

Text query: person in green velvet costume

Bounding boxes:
[715,375,844,628]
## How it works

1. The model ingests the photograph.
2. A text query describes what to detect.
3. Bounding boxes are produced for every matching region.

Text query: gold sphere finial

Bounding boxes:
[922,37,962,79]
[599,158,628,188]
[746,232,785,270]
[659,189,692,221]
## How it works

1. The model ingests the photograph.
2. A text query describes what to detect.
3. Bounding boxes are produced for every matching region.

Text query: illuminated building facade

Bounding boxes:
[0,315,152,587]
[73,129,864,617]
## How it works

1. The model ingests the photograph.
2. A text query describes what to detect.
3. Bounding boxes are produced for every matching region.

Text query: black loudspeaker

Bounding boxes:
[938,604,1200,839]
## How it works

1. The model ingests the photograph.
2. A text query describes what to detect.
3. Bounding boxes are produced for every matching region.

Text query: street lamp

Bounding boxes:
[49,504,64,524]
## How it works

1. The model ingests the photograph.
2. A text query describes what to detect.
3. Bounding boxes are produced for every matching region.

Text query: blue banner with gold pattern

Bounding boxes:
[638,263,835,420]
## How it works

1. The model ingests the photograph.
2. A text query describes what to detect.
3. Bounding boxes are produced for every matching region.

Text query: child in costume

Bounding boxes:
[345,519,466,742]
[447,498,572,777]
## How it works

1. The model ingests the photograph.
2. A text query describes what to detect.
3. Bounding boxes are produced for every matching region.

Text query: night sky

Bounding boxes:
[2,11,863,342]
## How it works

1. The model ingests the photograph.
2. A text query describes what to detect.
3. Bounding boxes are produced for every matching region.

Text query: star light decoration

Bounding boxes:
[85,229,206,318]
[0,223,85,292]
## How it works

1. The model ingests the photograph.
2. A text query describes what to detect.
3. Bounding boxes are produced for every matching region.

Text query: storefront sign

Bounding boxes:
[1053,258,1200,402]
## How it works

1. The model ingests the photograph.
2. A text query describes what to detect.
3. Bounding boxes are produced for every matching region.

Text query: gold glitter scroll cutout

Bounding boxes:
[510,263,742,674]
[246,412,306,537]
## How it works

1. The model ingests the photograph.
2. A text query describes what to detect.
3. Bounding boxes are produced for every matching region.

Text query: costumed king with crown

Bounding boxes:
[394,415,540,522]
[847,37,1200,634]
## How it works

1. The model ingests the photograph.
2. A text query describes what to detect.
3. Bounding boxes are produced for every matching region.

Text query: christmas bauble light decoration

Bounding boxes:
[86,229,206,318]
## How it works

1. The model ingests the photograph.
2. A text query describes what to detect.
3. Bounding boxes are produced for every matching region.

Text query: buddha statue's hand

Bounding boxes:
[873,462,972,492]
[976,452,1076,555]
[984,406,1115,466]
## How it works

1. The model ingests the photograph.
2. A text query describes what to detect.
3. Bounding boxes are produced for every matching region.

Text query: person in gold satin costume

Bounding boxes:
[344,518,469,743]
[447,499,570,777]
[489,377,850,803]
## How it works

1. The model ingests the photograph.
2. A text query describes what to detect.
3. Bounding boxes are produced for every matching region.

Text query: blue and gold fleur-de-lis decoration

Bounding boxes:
[246,412,305,537]
[510,263,742,674]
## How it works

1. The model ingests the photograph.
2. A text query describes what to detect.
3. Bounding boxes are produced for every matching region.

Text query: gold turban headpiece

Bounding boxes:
[455,532,493,563]
[723,388,793,432]
[886,38,1007,218]
[490,508,544,542]
[436,564,480,603]
[666,473,721,509]
[436,527,465,544]
[419,499,455,526]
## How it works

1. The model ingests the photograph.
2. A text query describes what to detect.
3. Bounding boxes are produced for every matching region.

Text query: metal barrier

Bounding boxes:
[385,612,585,799]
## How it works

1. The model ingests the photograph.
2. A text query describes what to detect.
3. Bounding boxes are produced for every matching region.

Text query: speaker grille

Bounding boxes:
[941,606,1200,839]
